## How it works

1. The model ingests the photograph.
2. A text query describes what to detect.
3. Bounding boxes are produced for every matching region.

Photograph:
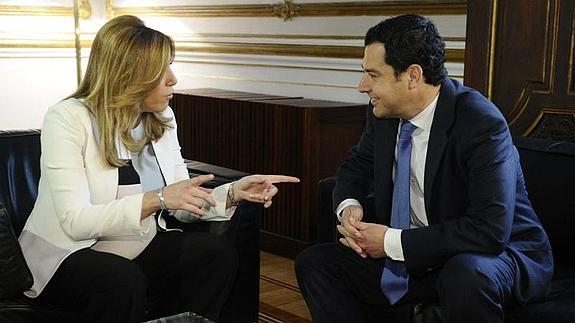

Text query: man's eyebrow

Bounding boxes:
[362,66,380,74]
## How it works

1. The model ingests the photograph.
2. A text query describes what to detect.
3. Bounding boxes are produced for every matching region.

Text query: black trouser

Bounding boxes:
[295,242,516,323]
[41,229,238,323]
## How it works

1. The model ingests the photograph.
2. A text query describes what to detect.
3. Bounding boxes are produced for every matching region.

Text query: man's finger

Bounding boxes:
[353,220,370,231]
[339,237,350,248]
[342,217,362,239]
[344,236,366,257]
[337,224,353,238]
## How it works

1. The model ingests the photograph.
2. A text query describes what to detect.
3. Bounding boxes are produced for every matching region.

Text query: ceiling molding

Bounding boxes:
[0,0,91,19]
[77,32,465,43]
[0,39,91,49]
[0,38,464,63]
[174,42,465,63]
[107,1,467,18]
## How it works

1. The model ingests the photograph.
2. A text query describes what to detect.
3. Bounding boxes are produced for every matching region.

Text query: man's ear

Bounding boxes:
[407,64,424,90]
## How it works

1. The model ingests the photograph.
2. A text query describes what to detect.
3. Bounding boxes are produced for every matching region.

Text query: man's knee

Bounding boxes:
[437,253,502,302]
[295,243,344,282]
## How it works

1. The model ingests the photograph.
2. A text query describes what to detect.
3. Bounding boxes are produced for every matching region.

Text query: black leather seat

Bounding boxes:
[0,129,260,323]
[316,136,575,323]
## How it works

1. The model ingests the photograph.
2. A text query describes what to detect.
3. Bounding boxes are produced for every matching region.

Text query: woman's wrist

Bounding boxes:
[141,190,161,219]
[227,181,240,207]
[156,186,168,210]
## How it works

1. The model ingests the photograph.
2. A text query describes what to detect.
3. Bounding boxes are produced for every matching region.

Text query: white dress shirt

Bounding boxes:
[337,93,439,261]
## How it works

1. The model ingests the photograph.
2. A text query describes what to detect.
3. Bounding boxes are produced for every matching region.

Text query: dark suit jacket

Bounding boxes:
[333,78,553,304]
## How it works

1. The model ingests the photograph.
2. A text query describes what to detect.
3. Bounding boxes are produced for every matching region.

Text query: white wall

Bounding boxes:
[0,14,78,129]
[0,0,466,129]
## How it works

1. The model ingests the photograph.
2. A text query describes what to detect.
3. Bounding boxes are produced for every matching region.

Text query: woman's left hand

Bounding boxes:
[229,175,300,208]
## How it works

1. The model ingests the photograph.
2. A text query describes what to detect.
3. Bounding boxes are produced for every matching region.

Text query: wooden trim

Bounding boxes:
[0,39,465,63]
[522,108,575,136]
[463,0,494,96]
[260,230,308,259]
[0,39,90,48]
[175,42,465,62]
[0,5,71,16]
[0,0,91,18]
[108,1,467,18]
[259,302,311,323]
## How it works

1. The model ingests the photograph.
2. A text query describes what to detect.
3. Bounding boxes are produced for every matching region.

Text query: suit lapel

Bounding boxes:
[424,79,456,223]
[376,117,399,224]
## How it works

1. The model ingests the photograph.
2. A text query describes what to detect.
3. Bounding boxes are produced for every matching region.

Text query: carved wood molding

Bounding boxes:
[107,1,467,18]
[0,38,464,63]
[465,0,575,136]
[525,108,575,140]
[174,42,464,62]
[273,0,301,21]
[506,0,559,125]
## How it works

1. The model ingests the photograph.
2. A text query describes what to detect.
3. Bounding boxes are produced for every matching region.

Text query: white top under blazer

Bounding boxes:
[19,98,233,297]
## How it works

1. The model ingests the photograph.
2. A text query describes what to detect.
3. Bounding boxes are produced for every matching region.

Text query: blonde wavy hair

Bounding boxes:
[69,15,175,168]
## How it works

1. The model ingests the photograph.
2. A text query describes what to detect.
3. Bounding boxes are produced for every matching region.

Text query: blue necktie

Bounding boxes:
[381,120,416,305]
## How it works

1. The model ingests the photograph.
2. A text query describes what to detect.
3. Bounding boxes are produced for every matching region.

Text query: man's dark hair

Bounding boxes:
[365,14,447,85]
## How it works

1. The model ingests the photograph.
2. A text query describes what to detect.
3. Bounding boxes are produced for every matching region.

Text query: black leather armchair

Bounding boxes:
[0,129,260,323]
[316,136,575,323]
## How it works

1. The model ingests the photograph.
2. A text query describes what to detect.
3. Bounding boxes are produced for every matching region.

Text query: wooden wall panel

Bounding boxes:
[171,89,366,257]
[465,0,575,140]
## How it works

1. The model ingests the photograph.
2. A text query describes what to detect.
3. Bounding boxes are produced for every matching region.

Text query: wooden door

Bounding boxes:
[465,0,575,140]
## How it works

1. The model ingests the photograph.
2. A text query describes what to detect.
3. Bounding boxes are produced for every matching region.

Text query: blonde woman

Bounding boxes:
[18,15,298,323]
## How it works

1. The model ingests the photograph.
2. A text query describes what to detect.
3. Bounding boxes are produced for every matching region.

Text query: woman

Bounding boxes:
[18,15,298,323]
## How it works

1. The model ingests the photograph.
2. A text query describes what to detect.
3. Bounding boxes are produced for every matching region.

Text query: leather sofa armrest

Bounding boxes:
[185,159,249,188]
[0,204,33,300]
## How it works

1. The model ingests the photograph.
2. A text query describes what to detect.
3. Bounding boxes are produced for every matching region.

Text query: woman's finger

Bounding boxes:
[191,188,216,207]
[198,187,213,194]
[188,203,209,217]
[189,174,214,186]
[263,185,278,200]
[262,175,300,184]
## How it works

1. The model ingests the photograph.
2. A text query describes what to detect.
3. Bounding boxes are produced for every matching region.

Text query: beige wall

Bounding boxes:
[0,0,466,129]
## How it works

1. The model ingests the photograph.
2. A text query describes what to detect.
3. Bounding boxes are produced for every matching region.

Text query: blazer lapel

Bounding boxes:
[424,79,456,223]
[375,117,399,224]
[151,134,174,185]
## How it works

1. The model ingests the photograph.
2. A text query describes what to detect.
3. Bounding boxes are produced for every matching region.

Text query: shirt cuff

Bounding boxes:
[335,198,361,222]
[172,182,234,222]
[384,228,405,261]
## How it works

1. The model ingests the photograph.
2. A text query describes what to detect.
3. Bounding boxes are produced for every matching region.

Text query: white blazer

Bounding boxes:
[18,98,231,297]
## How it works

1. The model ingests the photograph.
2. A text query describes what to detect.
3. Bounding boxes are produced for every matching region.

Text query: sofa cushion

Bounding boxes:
[0,130,42,236]
[506,266,575,323]
[0,293,78,322]
[0,204,33,300]
[513,136,575,267]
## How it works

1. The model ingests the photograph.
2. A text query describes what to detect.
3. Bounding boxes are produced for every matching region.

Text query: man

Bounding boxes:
[295,14,553,323]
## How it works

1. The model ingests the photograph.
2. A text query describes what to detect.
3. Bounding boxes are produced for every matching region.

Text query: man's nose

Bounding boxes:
[358,74,369,93]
